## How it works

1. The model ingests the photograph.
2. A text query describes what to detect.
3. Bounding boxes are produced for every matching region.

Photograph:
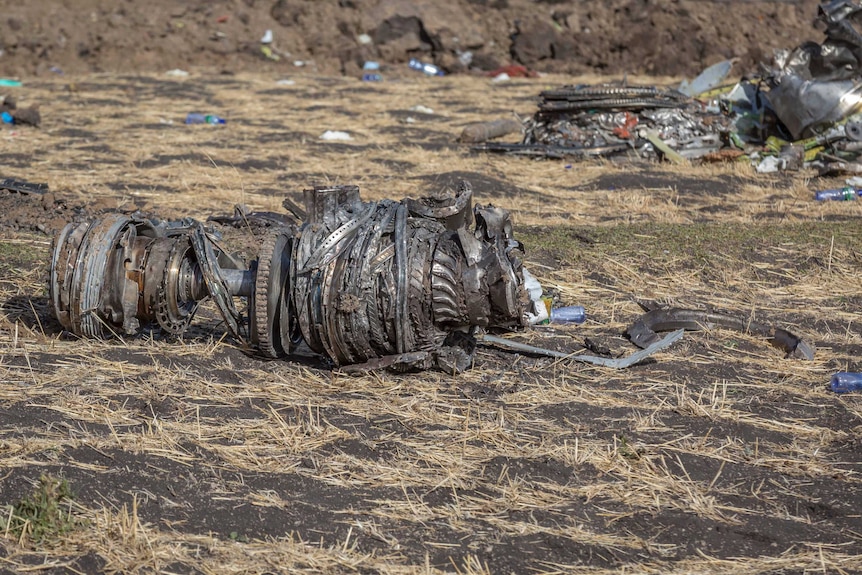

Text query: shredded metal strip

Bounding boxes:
[478,329,684,369]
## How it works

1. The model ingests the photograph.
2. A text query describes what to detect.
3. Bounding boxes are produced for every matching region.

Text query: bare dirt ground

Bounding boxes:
[0,0,826,78]
[0,70,860,574]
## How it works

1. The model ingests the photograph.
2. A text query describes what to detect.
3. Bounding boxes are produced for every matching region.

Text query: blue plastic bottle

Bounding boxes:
[408,58,445,76]
[814,187,861,201]
[550,305,586,324]
[185,113,226,125]
[830,372,862,393]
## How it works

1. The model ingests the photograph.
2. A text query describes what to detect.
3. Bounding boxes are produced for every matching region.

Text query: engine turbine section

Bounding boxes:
[47,181,533,372]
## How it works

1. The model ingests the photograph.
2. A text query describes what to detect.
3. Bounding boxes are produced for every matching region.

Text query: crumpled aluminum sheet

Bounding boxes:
[767,0,862,139]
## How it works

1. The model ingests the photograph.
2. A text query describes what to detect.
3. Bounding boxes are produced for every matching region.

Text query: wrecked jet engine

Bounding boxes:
[48,182,535,373]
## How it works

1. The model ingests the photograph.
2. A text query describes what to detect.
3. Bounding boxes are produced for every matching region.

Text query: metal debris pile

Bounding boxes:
[483,85,730,161]
[477,0,862,175]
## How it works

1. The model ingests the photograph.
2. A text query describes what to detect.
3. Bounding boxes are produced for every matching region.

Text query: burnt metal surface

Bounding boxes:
[625,306,815,360]
[478,84,730,161]
[47,181,533,373]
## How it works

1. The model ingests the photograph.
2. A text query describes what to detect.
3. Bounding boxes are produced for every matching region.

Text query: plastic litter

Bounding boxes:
[260,29,273,44]
[1,111,12,124]
[830,372,862,393]
[814,186,862,200]
[261,46,280,61]
[165,69,189,77]
[186,113,226,125]
[549,305,586,324]
[362,73,382,82]
[0,79,22,87]
[409,105,434,115]
[755,156,785,174]
[409,58,444,76]
[363,61,380,71]
[357,34,372,45]
[320,130,353,141]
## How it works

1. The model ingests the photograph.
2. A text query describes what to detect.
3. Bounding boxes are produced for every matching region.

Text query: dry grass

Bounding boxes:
[0,71,860,574]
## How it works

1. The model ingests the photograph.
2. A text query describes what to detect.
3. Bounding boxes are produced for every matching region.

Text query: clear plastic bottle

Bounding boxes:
[814,187,861,201]
[185,113,226,125]
[830,372,862,393]
[550,305,586,324]
[408,58,444,76]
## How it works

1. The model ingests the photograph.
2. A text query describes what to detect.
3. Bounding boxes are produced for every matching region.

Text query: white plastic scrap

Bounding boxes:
[357,34,372,45]
[491,73,510,83]
[522,268,549,325]
[260,29,273,44]
[165,69,190,77]
[755,155,786,174]
[320,130,353,141]
[409,105,434,115]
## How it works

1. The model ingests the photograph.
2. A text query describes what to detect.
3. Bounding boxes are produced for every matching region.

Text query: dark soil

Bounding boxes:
[1,0,826,78]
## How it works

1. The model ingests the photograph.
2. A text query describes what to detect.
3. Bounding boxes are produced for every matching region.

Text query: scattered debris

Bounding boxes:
[185,113,226,125]
[261,46,280,61]
[459,119,523,143]
[547,305,586,324]
[165,69,190,77]
[0,178,48,195]
[472,2,862,175]
[626,305,814,360]
[260,29,273,44]
[409,58,444,76]
[678,59,735,97]
[484,65,539,79]
[1,95,40,127]
[409,105,434,115]
[831,372,862,393]
[475,84,726,161]
[477,329,683,369]
[0,79,22,87]
[320,130,353,141]
[814,186,862,200]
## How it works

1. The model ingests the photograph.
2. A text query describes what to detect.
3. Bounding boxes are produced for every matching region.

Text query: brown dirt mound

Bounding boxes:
[1,0,824,78]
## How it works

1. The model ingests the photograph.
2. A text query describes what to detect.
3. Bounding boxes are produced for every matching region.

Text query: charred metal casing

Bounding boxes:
[48,182,532,372]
